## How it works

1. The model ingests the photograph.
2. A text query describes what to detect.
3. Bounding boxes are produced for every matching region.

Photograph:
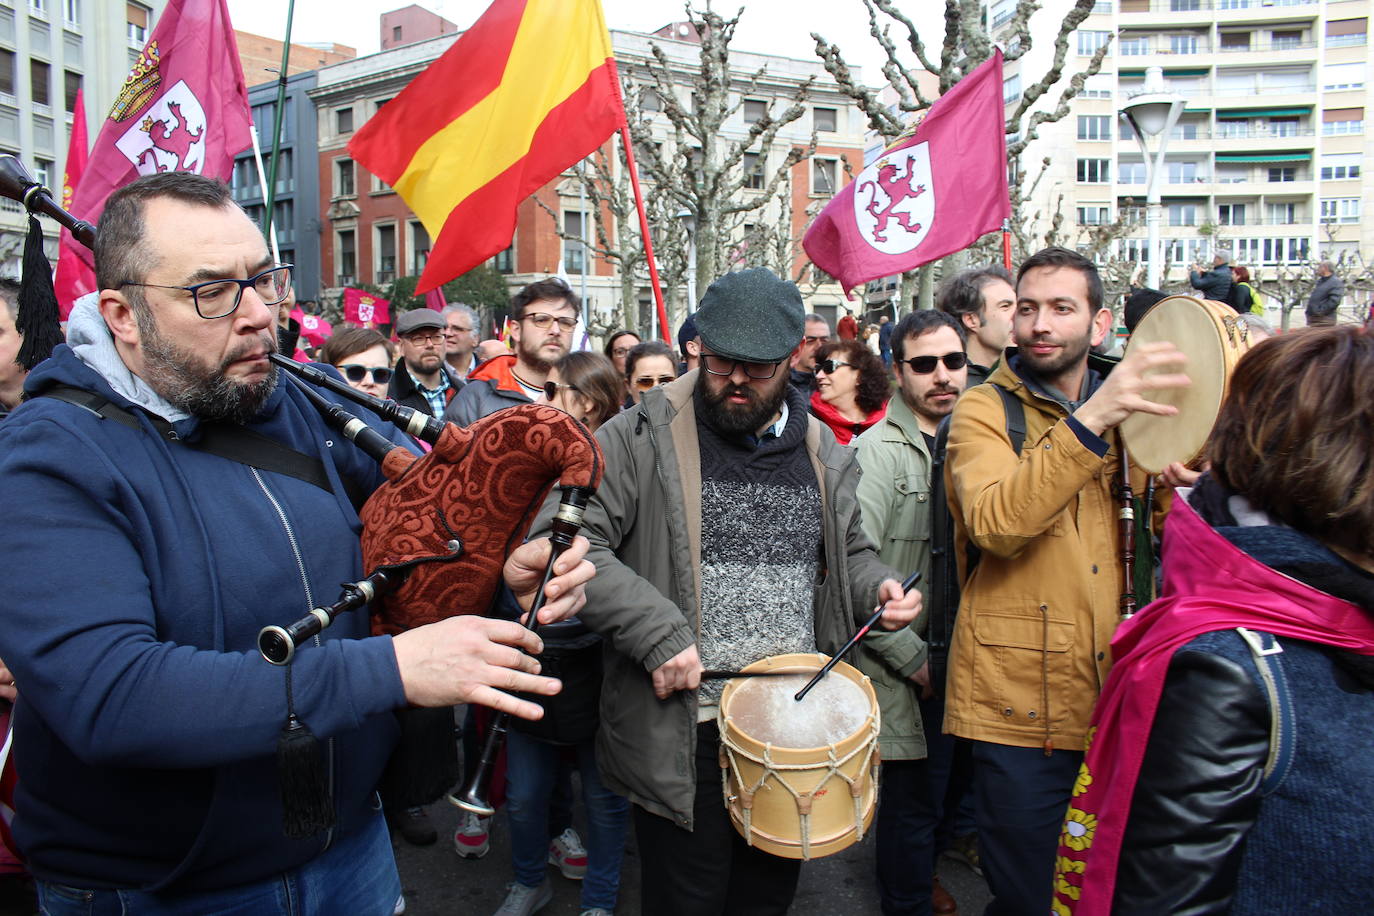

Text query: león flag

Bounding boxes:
[803,51,1009,294]
[349,0,625,294]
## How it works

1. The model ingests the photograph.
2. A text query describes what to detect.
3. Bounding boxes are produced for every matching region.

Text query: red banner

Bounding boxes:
[803,50,1009,295]
[342,288,392,328]
[53,89,91,320]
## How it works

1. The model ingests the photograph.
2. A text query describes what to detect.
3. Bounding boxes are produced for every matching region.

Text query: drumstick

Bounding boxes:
[794,570,922,702]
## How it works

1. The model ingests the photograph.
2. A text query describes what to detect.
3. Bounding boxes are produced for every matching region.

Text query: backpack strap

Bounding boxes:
[1235,627,1296,795]
[990,382,1026,456]
[39,385,367,509]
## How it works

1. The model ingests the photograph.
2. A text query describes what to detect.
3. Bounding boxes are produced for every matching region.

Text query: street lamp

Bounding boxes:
[1120,66,1185,290]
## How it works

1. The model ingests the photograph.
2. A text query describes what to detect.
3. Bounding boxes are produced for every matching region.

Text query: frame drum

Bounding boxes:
[1118,296,1253,474]
[717,653,880,860]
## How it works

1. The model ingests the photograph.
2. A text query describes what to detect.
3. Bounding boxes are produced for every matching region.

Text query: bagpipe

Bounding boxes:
[0,155,605,829]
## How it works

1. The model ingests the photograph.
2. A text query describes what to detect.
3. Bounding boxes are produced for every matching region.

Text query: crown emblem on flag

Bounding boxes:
[110,42,163,122]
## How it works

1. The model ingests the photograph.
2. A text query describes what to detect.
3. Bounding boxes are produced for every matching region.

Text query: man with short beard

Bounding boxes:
[531,267,923,916]
[443,277,576,426]
[852,309,968,916]
[387,309,463,420]
[0,172,595,915]
[942,247,1188,915]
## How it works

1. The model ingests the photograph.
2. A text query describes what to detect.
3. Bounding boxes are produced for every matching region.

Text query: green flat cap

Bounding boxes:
[693,267,805,363]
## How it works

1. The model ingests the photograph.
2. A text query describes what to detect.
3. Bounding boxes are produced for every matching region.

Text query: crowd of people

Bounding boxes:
[0,171,1371,916]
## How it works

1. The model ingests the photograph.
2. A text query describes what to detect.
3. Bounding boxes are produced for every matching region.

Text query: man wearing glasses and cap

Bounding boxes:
[532,266,923,916]
[0,173,594,915]
[388,308,465,420]
[444,277,578,427]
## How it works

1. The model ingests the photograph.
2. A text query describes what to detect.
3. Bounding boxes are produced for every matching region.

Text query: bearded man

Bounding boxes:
[942,246,1187,915]
[0,173,594,915]
[443,277,577,426]
[530,267,923,916]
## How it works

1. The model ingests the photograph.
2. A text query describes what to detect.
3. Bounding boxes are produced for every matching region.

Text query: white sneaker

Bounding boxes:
[393,893,406,915]
[548,826,588,880]
[454,811,491,859]
[493,879,553,916]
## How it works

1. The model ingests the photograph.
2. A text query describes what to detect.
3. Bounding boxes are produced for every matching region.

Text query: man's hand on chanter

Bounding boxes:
[392,616,559,720]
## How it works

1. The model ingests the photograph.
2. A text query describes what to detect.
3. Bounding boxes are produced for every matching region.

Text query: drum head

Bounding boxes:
[727,672,869,749]
[1118,296,1230,474]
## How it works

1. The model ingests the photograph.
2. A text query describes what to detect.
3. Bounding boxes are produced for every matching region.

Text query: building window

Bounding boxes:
[1270,29,1303,50]
[1320,197,1361,223]
[563,211,587,274]
[336,107,353,134]
[337,230,356,286]
[990,0,1012,29]
[30,60,50,107]
[1219,32,1250,51]
[1076,205,1110,225]
[1170,34,1199,54]
[1218,203,1247,226]
[375,223,396,284]
[63,69,79,112]
[1080,74,1112,99]
[335,158,355,197]
[1119,36,1149,56]
[1168,161,1201,183]
[1170,0,1200,10]
[1323,63,1364,92]
[1076,158,1109,183]
[409,221,429,273]
[1267,116,1298,137]
[1323,119,1363,135]
[1167,203,1198,226]
[63,0,78,26]
[34,158,51,188]
[1077,115,1111,140]
[494,239,514,274]
[743,99,767,124]
[1320,154,1360,180]
[1118,160,1146,184]
[1078,30,1110,56]
[1266,202,1297,224]
[813,106,837,132]
[126,2,148,45]
[1325,18,1366,48]
[0,51,14,97]
[1268,167,1296,183]
[392,25,401,42]
[640,88,663,112]
[743,152,765,190]
[812,158,838,195]
[1003,74,1022,104]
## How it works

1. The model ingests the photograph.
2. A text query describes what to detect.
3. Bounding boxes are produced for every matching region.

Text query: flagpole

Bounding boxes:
[618,126,671,344]
[263,0,297,247]
[1001,218,1012,271]
[248,125,281,265]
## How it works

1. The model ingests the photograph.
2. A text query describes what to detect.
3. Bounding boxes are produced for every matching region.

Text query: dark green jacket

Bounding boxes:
[533,371,894,828]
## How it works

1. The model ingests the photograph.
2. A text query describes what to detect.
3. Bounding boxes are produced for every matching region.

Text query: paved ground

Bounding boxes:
[393,795,991,916]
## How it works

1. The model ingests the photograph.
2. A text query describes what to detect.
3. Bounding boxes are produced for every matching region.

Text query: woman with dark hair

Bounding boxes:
[540,350,622,432]
[318,327,394,400]
[810,338,889,444]
[1230,264,1263,316]
[624,340,678,406]
[1053,326,1374,915]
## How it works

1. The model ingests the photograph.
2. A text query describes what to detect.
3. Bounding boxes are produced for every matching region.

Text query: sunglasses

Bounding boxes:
[543,381,579,401]
[816,359,856,375]
[339,364,394,385]
[898,352,968,374]
[633,374,677,391]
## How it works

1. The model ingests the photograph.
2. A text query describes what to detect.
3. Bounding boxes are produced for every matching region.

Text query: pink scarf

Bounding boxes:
[1053,497,1374,914]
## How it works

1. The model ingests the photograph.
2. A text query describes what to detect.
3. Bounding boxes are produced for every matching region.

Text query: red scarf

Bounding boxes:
[808,390,885,445]
[1053,496,1374,914]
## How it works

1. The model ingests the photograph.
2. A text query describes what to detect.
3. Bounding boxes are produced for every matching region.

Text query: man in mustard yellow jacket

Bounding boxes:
[943,247,1185,915]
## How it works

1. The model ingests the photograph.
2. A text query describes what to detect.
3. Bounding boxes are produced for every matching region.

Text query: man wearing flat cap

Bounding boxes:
[531,267,922,915]
[388,308,464,419]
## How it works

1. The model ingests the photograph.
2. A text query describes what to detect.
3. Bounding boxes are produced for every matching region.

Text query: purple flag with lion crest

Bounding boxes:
[803,51,1009,295]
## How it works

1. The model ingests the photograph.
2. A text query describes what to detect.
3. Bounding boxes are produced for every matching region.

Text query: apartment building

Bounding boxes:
[996,0,1374,285]
[307,21,866,333]
[0,0,167,274]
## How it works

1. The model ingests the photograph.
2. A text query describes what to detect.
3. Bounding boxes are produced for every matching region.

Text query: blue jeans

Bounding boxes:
[36,811,399,915]
[505,729,629,910]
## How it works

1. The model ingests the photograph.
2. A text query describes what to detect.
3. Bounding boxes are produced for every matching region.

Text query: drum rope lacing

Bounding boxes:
[719,711,881,859]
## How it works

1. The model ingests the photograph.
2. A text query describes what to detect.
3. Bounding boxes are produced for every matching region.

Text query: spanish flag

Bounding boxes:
[350,0,625,293]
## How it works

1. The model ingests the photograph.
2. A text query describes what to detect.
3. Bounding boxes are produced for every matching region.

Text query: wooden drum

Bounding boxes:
[717,653,880,860]
[1118,295,1254,474]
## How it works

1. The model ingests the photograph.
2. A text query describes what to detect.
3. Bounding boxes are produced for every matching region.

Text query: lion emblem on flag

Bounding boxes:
[853,142,935,255]
[113,80,208,176]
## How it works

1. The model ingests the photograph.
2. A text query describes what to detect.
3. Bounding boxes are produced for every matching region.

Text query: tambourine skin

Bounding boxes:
[1118,296,1252,474]
[359,404,603,635]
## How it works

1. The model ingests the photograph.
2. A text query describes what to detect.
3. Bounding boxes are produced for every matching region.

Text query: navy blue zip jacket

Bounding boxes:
[0,344,415,892]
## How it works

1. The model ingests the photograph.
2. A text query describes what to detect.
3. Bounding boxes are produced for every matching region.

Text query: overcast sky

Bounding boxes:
[225,0,895,87]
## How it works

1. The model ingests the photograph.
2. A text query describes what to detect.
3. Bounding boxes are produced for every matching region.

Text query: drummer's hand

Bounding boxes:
[651,644,702,700]
[1074,341,1190,436]
[392,616,559,720]
[504,535,595,626]
[874,577,922,630]
[0,659,15,702]
[1159,460,1204,489]
[909,660,930,689]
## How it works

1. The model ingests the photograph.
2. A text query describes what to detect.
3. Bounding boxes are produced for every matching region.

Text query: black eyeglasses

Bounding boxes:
[543,381,579,401]
[633,374,677,391]
[121,264,294,320]
[524,312,578,331]
[899,352,967,374]
[816,359,857,375]
[340,364,394,385]
[701,353,781,379]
